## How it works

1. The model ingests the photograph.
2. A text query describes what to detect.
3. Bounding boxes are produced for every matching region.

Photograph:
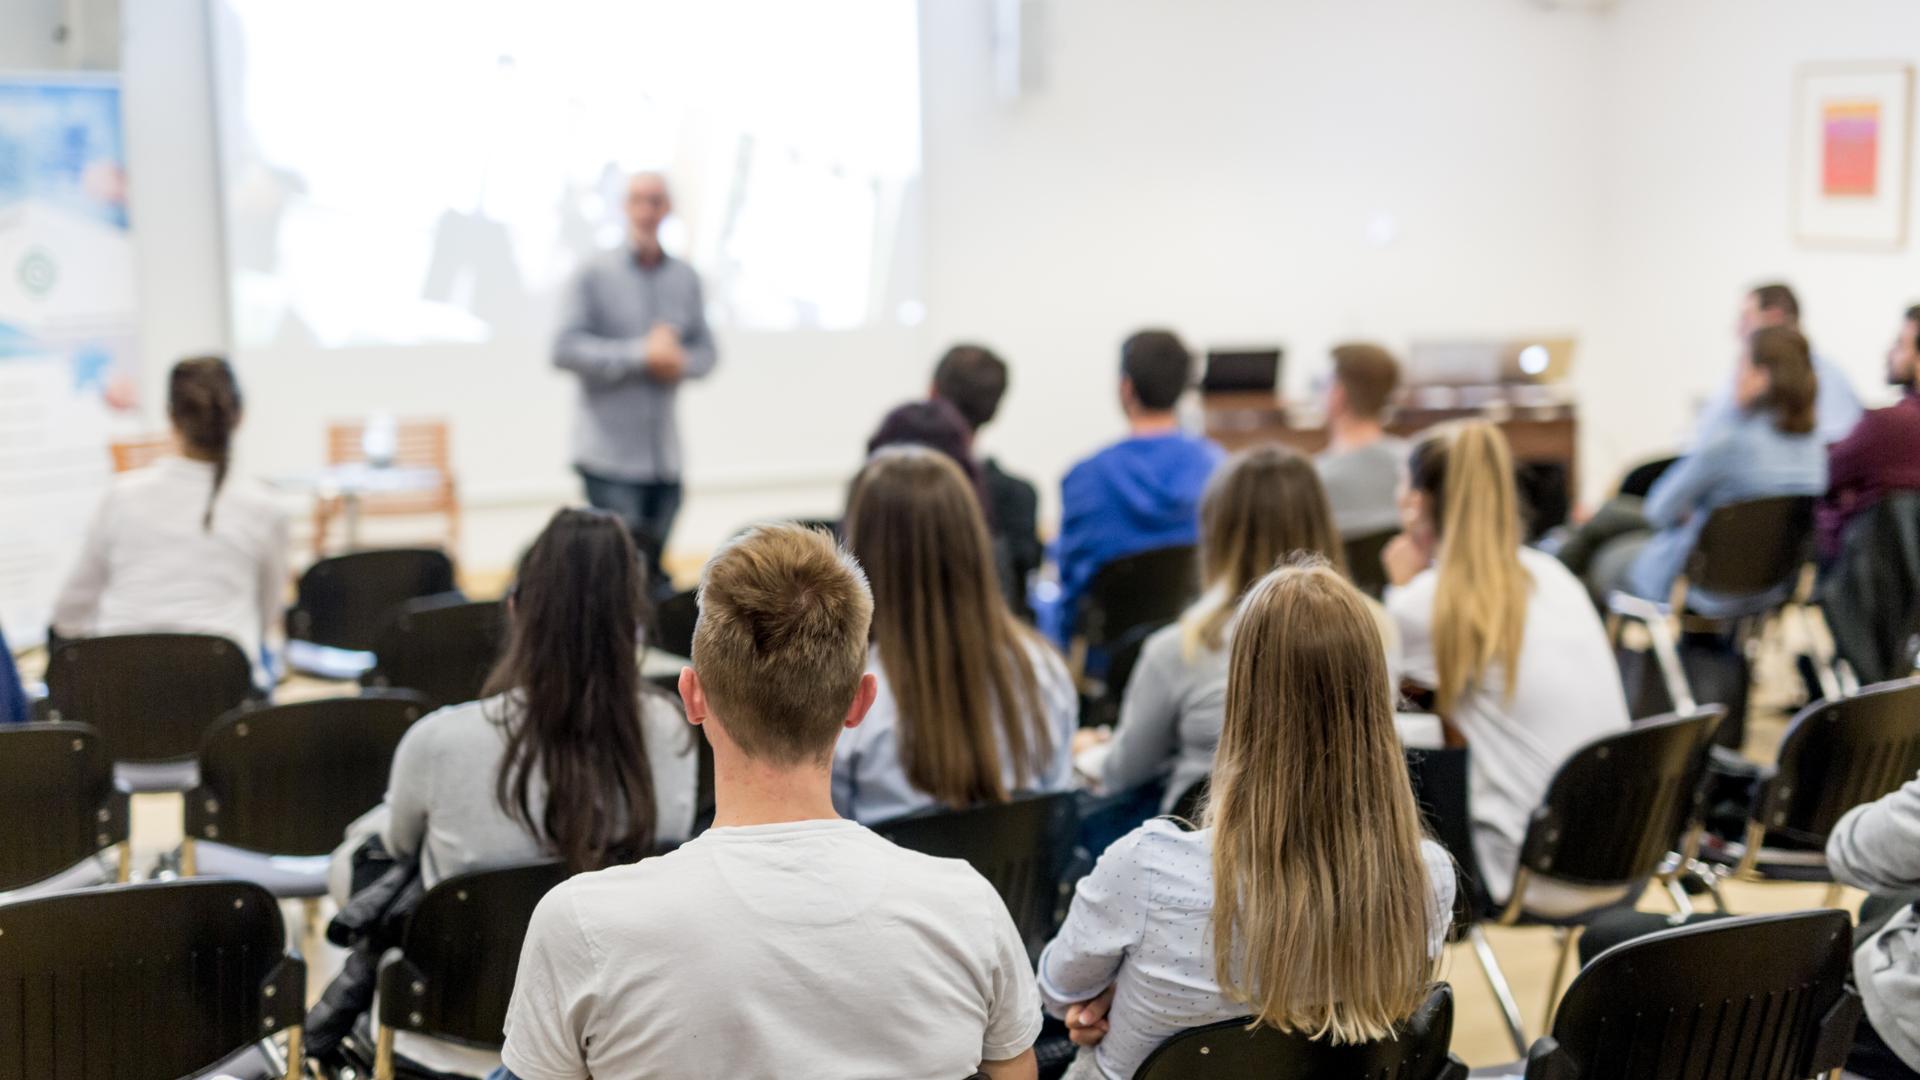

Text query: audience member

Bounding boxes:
[1050,329,1224,644]
[1826,771,1920,1080]
[1040,560,1452,1080]
[51,356,287,685]
[865,397,988,506]
[1820,303,1920,562]
[367,508,699,1074]
[501,524,1041,1079]
[836,446,1077,823]
[1315,342,1408,537]
[1559,326,1828,614]
[1080,445,1397,812]
[1692,282,1862,446]
[934,343,1044,619]
[1384,421,1629,906]
[0,621,26,726]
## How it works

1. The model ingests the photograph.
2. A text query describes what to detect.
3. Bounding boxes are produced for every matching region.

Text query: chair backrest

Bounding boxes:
[1343,529,1398,601]
[43,633,256,763]
[1761,677,1920,847]
[651,588,699,660]
[377,859,570,1048]
[1403,746,1491,925]
[871,792,1079,959]
[1684,495,1815,600]
[1532,911,1857,1080]
[0,879,306,1078]
[287,548,458,651]
[0,723,127,892]
[1133,984,1463,1080]
[186,694,427,857]
[1518,709,1723,888]
[1079,544,1201,650]
[108,434,172,473]
[366,596,505,709]
[1616,455,1678,500]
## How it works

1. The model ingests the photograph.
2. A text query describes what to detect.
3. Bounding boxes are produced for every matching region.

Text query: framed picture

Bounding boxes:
[1795,61,1913,248]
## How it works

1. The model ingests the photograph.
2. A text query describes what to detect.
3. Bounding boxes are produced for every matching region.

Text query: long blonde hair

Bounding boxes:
[1405,421,1531,716]
[844,446,1051,808]
[1206,559,1437,1042]
[1183,446,1346,656]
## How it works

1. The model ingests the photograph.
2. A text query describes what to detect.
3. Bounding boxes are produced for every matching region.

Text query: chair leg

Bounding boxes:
[1469,924,1529,1057]
[1642,613,1699,715]
[1541,926,1582,1033]
[1822,881,1845,909]
[282,1026,303,1080]
[179,838,197,877]
[375,1025,395,1080]
[1662,873,1694,917]
[115,842,132,883]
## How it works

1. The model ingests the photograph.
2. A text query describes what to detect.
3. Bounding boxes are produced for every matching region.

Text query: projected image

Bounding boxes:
[210,0,922,348]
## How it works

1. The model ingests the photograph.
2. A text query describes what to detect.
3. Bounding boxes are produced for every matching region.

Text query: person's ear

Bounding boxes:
[1119,376,1139,412]
[1326,380,1348,416]
[679,667,707,727]
[843,672,879,731]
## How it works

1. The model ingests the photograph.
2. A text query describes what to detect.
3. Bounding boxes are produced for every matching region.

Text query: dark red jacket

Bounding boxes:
[1821,392,1920,559]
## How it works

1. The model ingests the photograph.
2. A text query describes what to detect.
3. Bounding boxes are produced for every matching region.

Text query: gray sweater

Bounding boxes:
[554,249,717,481]
[1827,770,1920,1071]
[1099,621,1228,813]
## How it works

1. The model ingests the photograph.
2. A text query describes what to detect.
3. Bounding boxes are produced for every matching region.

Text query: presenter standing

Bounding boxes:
[554,172,716,592]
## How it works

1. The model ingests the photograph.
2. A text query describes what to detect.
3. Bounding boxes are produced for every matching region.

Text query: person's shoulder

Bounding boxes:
[1384,567,1440,617]
[405,696,500,746]
[1517,547,1587,602]
[1107,815,1209,872]
[985,458,1039,503]
[218,474,285,517]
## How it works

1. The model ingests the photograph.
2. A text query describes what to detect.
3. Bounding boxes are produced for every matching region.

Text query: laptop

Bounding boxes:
[1201,347,1283,394]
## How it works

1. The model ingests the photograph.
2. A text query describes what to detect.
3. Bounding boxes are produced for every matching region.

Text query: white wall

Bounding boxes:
[75,0,1920,573]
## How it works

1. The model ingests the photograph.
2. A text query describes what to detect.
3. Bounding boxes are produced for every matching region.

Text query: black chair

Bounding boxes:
[371,859,570,1079]
[1609,495,1817,746]
[1615,454,1678,500]
[651,587,700,660]
[0,878,307,1077]
[1343,528,1397,601]
[1819,490,1920,687]
[1077,545,1201,660]
[1700,678,1920,905]
[183,694,428,897]
[0,722,129,895]
[363,595,505,709]
[1133,984,1467,1080]
[42,632,257,790]
[1080,618,1168,729]
[286,547,458,659]
[1523,910,1859,1079]
[872,792,1079,960]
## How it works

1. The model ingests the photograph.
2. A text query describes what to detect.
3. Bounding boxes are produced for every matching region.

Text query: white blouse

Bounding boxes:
[1039,818,1455,1080]
[52,457,288,682]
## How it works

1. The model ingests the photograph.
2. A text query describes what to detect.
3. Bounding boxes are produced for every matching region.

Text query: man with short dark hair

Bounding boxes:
[1047,329,1223,644]
[1693,282,1862,446]
[932,343,1042,618]
[499,525,1041,1080]
[1819,304,1920,561]
[1314,342,1407,537]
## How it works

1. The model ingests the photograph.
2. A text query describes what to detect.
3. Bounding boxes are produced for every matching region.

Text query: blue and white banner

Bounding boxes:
[0,74,139,643]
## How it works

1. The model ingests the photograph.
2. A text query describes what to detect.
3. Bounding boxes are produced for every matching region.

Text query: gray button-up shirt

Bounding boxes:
[554,249,718,481]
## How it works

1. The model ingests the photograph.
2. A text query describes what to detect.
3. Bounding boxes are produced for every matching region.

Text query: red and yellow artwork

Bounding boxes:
[1822,99,1881,197]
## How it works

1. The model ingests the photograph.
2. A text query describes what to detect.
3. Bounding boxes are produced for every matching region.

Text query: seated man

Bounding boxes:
[1820,303,1920,562]
[933,343,1044,620]
[1049,329,1223,644]
[1313,342,1408,538]
[498,524,1041,1080]
[1693,282,1863,447]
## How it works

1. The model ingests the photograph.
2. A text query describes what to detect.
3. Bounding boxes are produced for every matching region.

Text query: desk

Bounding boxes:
[271,463,445,550]
[1204,391,1580,526]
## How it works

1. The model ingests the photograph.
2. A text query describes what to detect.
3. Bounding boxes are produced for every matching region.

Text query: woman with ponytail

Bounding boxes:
[52,356,288,684]
[1383,421,1628,906]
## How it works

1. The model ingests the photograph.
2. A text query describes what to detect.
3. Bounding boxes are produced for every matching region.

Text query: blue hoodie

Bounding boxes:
[1047,431,1224,644]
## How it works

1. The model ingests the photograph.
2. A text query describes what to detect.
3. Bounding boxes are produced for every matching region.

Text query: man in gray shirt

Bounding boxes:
[1313,342,1407,538]
[554,172,717,587]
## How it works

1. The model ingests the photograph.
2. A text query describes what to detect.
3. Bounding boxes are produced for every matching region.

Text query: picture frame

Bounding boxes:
[1794,61,1913,249]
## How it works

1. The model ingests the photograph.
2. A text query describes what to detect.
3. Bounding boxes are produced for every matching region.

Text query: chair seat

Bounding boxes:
[190,843,331,898]
[116,758,201,792]
[0,852,113,907]
[1511,875,1639,923]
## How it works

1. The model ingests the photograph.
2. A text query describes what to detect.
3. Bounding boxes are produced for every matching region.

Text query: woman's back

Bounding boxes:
[1389,547,1629,899]
[53,458,287,673]
[832,635,1077,824]
[1040,819,1455,1080]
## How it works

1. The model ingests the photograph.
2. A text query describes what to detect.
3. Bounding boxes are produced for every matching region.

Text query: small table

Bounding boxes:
[272,463,444,551]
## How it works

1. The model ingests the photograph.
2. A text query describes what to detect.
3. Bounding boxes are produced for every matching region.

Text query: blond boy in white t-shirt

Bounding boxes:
[499,524,1041,1080]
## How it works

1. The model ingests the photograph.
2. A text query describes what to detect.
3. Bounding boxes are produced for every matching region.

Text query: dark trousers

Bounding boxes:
[578,469,682,594]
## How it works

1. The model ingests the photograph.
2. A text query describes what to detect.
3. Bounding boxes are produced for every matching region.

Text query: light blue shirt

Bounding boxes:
[832,640,1079,825]
[1691,352,1864,448]
[1627,410,1827,613]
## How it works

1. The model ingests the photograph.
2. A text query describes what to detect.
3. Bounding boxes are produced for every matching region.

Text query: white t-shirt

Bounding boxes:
[1386,547,1631,901]
[501,818,1043,1080]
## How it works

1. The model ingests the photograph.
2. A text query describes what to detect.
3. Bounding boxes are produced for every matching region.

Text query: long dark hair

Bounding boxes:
[487,508,658,873]
[169,356,242,529]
